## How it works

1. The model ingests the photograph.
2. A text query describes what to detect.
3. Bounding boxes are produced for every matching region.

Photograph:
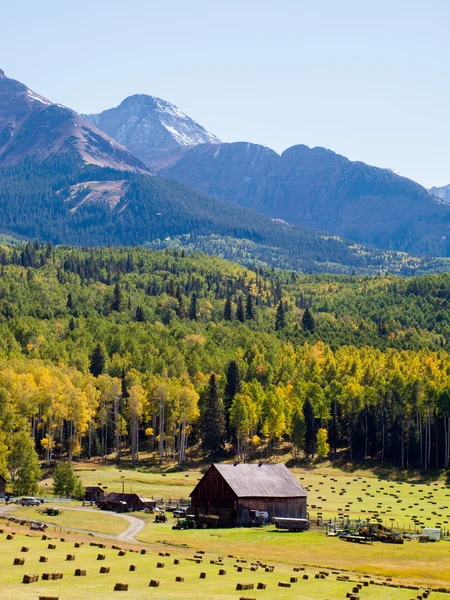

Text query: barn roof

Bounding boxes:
[211,464,307,498]
[99,492,142,503]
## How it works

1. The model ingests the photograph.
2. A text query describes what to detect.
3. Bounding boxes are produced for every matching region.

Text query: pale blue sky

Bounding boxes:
[1,0,449,187]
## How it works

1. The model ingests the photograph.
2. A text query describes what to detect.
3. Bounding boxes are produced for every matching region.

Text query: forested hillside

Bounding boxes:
[2,157,450,276]
[1,243,450,493]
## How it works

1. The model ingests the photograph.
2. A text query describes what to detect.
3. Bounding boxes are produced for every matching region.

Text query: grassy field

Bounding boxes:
[11,506,127,536]
[69,462,450,532]
[0,525,447,600]
[27,460,450,594]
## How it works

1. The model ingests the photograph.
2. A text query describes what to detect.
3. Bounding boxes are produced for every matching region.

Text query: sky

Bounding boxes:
[1,0,449,187]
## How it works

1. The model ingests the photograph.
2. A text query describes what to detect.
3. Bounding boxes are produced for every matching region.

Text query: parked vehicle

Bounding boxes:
[19,497,41,506]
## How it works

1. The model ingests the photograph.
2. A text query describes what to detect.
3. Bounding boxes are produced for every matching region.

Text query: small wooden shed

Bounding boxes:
[0,474,6,498]
[84,486,105,503]
[190,463,307,527]
[98,492,143,512]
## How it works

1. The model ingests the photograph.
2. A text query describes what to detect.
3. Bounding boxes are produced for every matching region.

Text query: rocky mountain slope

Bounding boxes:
[84,95,220,170]
[161,142,450,256]
[430,185,450,204]
[0,69,148,172]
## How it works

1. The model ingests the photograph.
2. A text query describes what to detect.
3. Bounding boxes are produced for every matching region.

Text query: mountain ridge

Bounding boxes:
[0,69,149,173]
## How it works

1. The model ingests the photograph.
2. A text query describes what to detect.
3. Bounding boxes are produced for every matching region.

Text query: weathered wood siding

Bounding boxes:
[237,497,307,525]
[0,476,5,498]
[191,465,237,525]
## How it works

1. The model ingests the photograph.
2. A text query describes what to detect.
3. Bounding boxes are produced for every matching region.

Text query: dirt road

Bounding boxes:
[0,504,146,544]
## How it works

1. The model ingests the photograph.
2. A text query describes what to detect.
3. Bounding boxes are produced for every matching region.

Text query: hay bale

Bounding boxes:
[156,562,164,568]
[175,576,184,582]
[14,558,25,565]
[22,573,39,584]
[129,565,137,571]
[219,569,226,575]
[21,546,29,552]
[140,549,147,555]
[173,558,180,565]
[290,576,298,583]
[278,582,291,588]
[74,569,86,576]
[303,574,309,580]
[39,556,48,563]
[257,583,267,589]
[200,572,206,579]
[149,579,160,587]
[39,596,59,600]
[100,566,110,573]
[66,554,75,561]
[114,583,128,591]
[236,583,254,590]
[118,550,127,556]
[42,572,63,581]
[97,554,106,560]
[6,534,14,540]
[74,542,81,548]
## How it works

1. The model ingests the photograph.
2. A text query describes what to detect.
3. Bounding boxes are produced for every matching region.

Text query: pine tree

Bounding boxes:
[189,292,198,320]
[67,292,73,310]
[175,284,184,317]
[236,296,245,323]
[112,282,123,312]
[302,307,315,334]
[275,300,286,330]
[135,305,145,322]
[224,296,233,321]
[89,343,107,377]
[68,317,76,331]
[245,293,253,320]
[224,360,241,438]
[201,374,226,455]
[304,398,317,457]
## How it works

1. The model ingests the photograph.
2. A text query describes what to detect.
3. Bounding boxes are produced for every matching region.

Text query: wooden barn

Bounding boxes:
[98,492,143,512]
[190,463,307,527]
[0,474,5,498]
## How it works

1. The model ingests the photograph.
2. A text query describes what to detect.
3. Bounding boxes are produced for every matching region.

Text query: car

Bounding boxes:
[19,497,41,506]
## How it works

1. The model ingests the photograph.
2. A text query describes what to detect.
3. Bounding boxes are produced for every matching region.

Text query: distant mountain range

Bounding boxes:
[86,95,450,257]
[0,66,450,275]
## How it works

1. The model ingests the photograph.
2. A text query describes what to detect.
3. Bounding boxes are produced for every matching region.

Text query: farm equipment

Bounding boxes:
[333,522,404,544]
[43,508,61,517]
[172,517,196,530]
[154,512,167,523]
[272,517,310,532]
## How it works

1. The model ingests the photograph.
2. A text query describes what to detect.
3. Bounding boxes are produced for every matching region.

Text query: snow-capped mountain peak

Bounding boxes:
[84,94,220,169]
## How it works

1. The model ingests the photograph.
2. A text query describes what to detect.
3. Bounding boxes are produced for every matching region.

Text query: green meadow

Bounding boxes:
[0,525,448,600]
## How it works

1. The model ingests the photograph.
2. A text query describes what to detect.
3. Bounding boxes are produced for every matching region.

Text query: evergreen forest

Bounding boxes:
[2,242,450,493]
